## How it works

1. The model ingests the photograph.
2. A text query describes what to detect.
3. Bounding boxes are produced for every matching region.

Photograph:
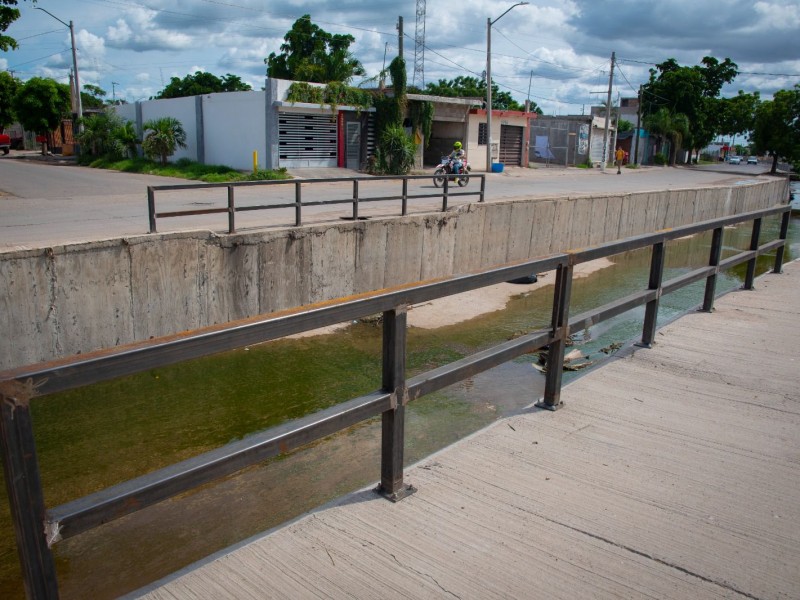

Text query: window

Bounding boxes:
[478,123,487,145]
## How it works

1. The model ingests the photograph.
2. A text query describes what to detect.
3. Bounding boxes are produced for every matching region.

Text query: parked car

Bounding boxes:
[0,133,10,155]
[728,155,742,164]
[747,156,758,165]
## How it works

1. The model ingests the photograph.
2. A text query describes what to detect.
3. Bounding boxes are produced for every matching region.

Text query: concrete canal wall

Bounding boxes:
[0,178,788,371]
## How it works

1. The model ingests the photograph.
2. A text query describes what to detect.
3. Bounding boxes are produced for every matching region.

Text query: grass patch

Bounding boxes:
[78,155,290,182]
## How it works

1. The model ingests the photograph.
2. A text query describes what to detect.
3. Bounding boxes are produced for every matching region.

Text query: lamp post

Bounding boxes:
[35,7,83,130]
[486,2,528,172]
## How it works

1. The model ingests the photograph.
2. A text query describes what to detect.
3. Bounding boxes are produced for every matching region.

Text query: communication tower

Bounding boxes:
[413,0,426,87]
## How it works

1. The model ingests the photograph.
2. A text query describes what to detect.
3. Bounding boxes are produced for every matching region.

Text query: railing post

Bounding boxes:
[744,217,762,290]
[227,185,235,234]
[441,177,449,212]
[147,187,157,233]
[0,394,60,599]
[537,263,573,410]
[352,180,359,221]
[773,208,790,274]
[376,307,415,502]
[294,181,302,227]
[640,241,665,346]
[701,226,724,312]
[479,174,486,202]
[401,178,408,216]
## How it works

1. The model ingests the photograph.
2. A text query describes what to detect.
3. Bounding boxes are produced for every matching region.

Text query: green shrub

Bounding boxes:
[373,125,416,175]
[653,153,668,166]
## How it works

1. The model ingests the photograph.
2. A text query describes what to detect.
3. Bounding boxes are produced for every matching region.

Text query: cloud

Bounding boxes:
[76,29,106,61]
[106,8,194,52]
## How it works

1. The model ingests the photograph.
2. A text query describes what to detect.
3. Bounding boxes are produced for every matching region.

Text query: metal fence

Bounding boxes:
[147,174,486,234]
[0,201,791,598]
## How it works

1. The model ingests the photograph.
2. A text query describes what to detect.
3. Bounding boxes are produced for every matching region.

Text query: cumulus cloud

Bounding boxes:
[106,8,194,51]
[14,0,799,110]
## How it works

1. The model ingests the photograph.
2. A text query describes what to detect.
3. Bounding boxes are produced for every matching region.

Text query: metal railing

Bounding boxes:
[147,174,486,234]
[0,201,791,598]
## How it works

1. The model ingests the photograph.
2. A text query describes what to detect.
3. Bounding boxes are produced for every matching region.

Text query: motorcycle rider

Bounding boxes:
[448,141,466,174]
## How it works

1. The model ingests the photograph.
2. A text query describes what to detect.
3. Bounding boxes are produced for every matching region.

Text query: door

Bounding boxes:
[346,122,361,170]
[499,125,523,166]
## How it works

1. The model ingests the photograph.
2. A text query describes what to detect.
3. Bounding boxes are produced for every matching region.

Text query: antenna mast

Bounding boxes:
[413,0,426,87]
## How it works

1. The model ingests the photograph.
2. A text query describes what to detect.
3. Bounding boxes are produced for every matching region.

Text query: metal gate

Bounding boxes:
[500,125,523,166]
[346,122,360,170]
[278,112,337,166]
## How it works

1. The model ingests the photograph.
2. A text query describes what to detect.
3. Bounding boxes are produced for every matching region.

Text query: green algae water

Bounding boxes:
[1,215,797,598]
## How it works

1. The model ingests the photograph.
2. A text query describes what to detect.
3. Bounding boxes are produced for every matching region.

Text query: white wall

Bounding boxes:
[115,103,137,125]
[203,91,267,171]
[140,96,199,162]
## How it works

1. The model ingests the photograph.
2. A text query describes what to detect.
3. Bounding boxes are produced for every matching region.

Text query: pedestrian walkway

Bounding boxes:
[133,260,800,599]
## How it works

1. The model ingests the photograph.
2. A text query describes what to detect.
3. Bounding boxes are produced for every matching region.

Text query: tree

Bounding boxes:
[644,107,690,166]
[75,110,126,157]
[423,76,539,113]
[81,83,107,109]
[0,70,20,128]
[1,0,35,51]
[11,77,70,153]
[617,119,634,133]
[142,117,187,165]
[752,85,800,173]
[718,90,760,141]
[153,71,252,100]
[370,56,417,175]
[113,120,139,158]
[266,15,365,84]
[642,57,738,159]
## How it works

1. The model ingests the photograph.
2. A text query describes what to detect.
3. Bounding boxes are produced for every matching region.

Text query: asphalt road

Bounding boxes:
[0,153,773,250]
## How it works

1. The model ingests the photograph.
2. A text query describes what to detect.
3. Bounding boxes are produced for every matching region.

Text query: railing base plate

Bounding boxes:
[534,400,564,412]
[375,484,417,503]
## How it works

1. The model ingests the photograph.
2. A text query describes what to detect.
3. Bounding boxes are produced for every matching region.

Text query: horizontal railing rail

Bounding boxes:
[147,174,486,234]
[0,201,791,599]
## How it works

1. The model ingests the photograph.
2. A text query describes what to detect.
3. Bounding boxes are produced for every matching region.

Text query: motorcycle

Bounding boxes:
[433,156,471,188]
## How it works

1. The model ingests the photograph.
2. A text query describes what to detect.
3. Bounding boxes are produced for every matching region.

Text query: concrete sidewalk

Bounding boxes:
[135,260,800,599]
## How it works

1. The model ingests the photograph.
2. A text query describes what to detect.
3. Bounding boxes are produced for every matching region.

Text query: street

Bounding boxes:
[0,154,774,250]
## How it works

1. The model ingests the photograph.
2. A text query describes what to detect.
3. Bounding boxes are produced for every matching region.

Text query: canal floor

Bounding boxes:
[131,260,800,599]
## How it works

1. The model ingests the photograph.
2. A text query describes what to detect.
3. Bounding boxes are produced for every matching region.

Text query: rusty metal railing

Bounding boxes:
[0,201,791,599]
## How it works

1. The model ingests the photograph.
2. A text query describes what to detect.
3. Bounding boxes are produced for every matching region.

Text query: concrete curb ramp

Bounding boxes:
[136,260,800,599]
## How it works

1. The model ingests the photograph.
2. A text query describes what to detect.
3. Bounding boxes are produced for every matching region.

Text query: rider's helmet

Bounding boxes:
[453,141,462,150]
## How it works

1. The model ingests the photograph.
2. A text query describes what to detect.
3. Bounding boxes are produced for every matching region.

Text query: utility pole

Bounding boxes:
[634,85,642,165]
[112,81,119,104]
[486,3,529,173]
[397,16,403,59]
[525,70,533,112]
[600,51,615,172]
[35,8,83,132]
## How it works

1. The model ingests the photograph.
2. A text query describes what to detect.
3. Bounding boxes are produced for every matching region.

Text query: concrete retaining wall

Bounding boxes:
[0,178,788,371]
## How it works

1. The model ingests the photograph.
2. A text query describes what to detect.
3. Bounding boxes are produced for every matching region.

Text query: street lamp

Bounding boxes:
[486,2,528,172]
[35,7,83,130]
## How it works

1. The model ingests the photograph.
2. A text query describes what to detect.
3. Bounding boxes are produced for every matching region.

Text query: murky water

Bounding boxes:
[1,215,797,598]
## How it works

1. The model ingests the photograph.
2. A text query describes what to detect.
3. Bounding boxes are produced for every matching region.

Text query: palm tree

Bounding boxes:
[113,121,140,159]
[142,117,187,165]
[644,108,690,166]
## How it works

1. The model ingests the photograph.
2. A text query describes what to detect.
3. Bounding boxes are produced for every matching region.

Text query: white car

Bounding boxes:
[728,155,742,165]
[747,156,758,165]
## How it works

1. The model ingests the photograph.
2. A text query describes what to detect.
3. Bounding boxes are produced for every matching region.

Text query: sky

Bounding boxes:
[3,0,800,115]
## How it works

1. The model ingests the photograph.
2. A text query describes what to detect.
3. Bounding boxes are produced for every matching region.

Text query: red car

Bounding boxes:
[0,132,10,155]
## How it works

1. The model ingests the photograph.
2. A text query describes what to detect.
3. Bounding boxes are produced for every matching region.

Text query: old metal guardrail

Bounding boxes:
[0,202,791,598]
[147,174,487,234]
